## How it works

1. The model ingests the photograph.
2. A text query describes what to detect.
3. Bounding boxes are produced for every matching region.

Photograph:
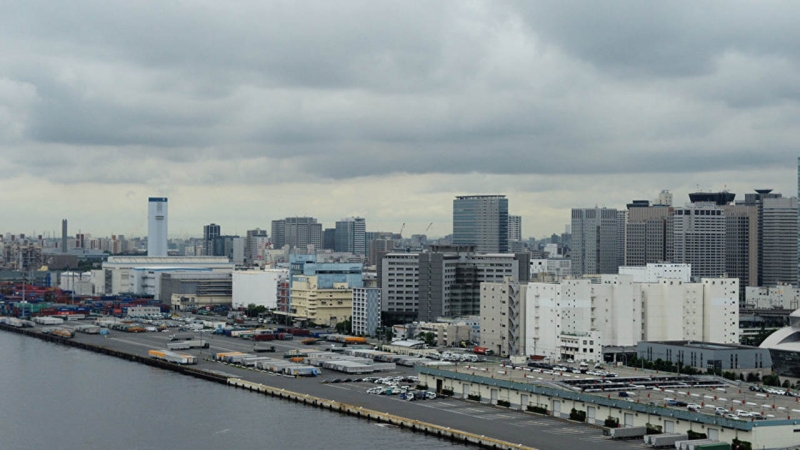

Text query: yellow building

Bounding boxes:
[290,276,352,327]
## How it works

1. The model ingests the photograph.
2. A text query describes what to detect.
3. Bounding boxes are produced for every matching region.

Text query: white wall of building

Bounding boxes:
[619,263,691,283]
[640,279,702,342]
[530,258,571,279]
[59,271,94,296]
[702,278,739,344]
[512,275,739,363]
[524,283,562,362]
[745,285,800,310]
[232,269,287,309]
[591,275,642,347]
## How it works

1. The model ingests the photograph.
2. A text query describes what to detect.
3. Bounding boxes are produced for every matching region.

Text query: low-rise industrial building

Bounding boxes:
[419,364,800,449]
[100,256,234,295]
[637,341,772,373]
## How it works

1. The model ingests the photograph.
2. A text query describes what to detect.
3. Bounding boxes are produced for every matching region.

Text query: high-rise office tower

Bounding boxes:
[667,202,726,278]
[624,200,670,266]
[745,189,799,286]
[416,245,529,322]
[147,197,168,257]
[203,223,221,256]
[721,203,758,291]
[508,215,522,242]
[61,219,67,253]
[271,220,286,249]
[335,217,366,255]
[245,228,268,263]
[323,228,336,250]
[452,195,509,253]
[570,207,620,276]
[270,217,322,250]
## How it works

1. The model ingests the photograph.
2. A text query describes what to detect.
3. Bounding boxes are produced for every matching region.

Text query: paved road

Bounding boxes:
[76,330,649,450]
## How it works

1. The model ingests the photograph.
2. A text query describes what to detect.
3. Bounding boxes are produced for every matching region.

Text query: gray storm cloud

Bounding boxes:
[0,1,799,236]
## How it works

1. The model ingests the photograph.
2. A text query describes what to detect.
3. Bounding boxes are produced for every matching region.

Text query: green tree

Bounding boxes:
[335,317,352,334]
[245,303,267,318]
[763,374,781,387]
[416,332,436,347]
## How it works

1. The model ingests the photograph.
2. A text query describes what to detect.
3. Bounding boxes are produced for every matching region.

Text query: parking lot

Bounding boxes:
[438,360,800,421]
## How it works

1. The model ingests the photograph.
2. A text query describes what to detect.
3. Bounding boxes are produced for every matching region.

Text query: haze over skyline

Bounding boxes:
[2,2,799,239]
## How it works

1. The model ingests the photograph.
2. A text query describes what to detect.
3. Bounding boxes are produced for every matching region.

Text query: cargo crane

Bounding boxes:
[424,222,433,234]
[398,222,405,238]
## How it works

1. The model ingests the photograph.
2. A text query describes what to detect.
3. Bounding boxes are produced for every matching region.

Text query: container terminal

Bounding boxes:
[2,317,799,449]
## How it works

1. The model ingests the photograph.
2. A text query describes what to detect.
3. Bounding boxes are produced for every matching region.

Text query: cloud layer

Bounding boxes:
[1,1,799,239]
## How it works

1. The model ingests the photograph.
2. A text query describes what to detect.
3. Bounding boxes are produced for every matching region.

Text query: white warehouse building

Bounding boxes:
[100,257,234,295]
[481,274,739,361]
[232,269,288,310]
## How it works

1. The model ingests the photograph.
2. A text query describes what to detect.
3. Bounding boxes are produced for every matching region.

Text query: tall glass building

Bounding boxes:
[452,195,509,253]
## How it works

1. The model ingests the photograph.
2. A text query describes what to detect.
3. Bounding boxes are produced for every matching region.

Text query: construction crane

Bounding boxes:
[424,222,433,234]
[399,222,405,238]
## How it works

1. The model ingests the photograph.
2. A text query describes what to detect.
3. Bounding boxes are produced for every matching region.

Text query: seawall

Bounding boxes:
[0,324,533,450]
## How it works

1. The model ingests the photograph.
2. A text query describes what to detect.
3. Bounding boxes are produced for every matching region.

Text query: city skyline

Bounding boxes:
[4,183,799,242]
[2,3,800,238]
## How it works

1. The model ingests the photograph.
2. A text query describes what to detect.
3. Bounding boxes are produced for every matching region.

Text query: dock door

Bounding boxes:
[552,400,561,417]
[490,389,498,405]
[587,406,596,424]
[436,379,443,393]
[520,394,528,410]
[624,413,634,427]
[462,385,470,399]
[664,420,674,433]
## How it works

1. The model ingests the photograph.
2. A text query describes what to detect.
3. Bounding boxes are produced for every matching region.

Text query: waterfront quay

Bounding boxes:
[1,325,648,450]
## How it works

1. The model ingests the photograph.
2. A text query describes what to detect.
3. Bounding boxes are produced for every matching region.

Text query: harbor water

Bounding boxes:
[0,331,467,450]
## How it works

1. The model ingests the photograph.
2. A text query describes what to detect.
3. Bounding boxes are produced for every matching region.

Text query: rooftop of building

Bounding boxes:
[106,256,230,263]
[454,194,506,199]
[643,340,761,351]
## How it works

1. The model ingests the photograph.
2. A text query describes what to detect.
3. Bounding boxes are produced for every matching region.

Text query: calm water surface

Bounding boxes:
[0,331,468,450]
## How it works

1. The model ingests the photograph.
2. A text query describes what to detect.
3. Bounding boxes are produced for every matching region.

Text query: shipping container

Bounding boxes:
[149,349,197,365]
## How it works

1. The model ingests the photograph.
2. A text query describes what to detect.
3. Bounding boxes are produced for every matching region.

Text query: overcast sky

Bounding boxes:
[2,1,799,240]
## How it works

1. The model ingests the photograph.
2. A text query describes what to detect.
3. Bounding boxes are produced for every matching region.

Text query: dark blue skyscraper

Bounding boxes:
[452,195,509,253]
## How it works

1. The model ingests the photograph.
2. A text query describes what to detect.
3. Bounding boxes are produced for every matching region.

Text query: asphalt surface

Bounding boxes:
[62,328,651,450]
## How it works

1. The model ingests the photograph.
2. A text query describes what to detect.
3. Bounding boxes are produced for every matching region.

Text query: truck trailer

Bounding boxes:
[167,340,209,350]
[148,349,198,365]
